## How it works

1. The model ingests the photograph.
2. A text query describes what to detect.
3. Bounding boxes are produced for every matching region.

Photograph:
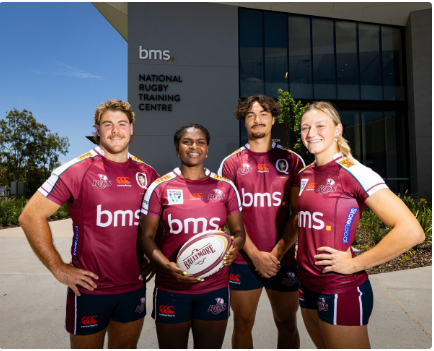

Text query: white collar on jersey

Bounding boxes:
[94,146,133,160]
[173,167,211,177]
[245,141,276,149]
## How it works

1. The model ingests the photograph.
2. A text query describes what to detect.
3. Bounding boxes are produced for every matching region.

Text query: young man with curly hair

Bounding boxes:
[218,95,305,349]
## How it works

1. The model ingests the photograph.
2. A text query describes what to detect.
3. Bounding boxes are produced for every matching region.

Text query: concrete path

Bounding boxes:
[0,219,431,348]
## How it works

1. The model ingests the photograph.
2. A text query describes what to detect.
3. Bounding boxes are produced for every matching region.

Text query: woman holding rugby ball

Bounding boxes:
[296,101,424,349]
[138,123,245,349]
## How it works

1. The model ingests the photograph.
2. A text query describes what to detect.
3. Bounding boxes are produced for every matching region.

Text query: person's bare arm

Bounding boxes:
[138,214,201,283]
[19,192,98,296]
[271,187,299,261]
[314,189,425,274]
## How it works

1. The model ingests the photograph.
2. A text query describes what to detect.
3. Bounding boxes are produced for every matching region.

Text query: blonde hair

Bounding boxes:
[93,100,135,144]
[303,101,353,160]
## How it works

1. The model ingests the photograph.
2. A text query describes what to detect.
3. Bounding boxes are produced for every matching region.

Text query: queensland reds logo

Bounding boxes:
[282,272,297,286]
[208,189,225,202]
[237,163,253,175]
[135,297,146,313]
[316,178,337,194]
[207,298,227,315]
[317,298,328,312]
[136,172,148,189]
[275,159,289,174]
[92,174,112,189]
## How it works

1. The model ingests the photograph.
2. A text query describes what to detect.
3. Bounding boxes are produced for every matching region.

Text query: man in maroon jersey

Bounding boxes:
[218,95,305,348]
[19,100,159,348]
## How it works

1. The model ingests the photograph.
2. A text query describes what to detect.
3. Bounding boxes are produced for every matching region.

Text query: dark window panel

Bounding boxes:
[336,21,360,100]
[288,15,313,99]
[382,27,405,101]
[239,9,265,96]
[312,18,336,99]
[340,111,362,162]
[264,13,288,97]
[359,24,382,100]
[361,111,386,176]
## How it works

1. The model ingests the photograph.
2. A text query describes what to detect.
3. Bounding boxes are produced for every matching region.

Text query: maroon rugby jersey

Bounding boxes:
[218,142,305,265]
[38,146,159,295]
[141,168,242,294]
[297,153,388,294]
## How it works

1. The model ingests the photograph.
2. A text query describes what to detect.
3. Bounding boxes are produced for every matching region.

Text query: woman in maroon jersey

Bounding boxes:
[296,101,424,349]
[138,123,245,349]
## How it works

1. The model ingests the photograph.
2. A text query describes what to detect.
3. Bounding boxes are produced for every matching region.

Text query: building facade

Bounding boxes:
[95,2,432,197]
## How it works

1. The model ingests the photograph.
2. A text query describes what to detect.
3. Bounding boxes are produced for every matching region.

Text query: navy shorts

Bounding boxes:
[65,287,146,335]
[152,286,230,324]
[229,263,298,292]
[298,277,374,326]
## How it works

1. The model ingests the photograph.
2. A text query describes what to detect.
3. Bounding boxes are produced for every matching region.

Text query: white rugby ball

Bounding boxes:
[176,231,232,278]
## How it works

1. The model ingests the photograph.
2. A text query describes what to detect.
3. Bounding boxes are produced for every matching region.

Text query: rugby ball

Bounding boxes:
[176,231,232,278]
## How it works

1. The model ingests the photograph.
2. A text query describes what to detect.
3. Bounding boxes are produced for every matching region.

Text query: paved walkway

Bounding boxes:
[0,219,431,348]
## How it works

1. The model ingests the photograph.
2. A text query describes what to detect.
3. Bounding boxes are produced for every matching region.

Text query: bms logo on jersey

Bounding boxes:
[167,214,221,234]
[96,205,141,227]
[298,211,325,230]
[241,188,282,207]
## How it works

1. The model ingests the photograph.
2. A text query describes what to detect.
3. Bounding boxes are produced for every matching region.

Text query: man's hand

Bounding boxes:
[52,263,99,296]
[251,251,281,278]
[165,262,204,284]
[139,256,156,283]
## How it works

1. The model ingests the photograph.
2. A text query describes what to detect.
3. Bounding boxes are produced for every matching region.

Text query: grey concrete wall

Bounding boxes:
[405,9,432,198]
[127,3,239,176]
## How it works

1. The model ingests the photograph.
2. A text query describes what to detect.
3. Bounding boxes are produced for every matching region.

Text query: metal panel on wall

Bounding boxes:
[128,3,240,175]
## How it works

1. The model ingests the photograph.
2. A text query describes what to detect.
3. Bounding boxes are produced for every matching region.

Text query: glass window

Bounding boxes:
[361,111,386,177]
[359,24,382,100]
[264,13,288,97]
[239,9,264,96]
[340,111,362,162]
[312,18,336,99]
[336,21,359,100]
[382,27,405,101]
[288,16,312,99]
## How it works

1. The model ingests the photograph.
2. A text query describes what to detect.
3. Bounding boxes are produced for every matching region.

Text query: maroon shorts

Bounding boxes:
[298,277,373,326]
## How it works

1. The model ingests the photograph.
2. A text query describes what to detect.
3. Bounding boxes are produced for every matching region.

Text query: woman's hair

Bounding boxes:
[235,95,280,121]
[173,123,211,147]
[93,100,135,144]
[303,101,353,160]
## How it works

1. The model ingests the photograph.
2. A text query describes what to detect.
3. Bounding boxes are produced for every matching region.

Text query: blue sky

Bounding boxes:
[0,2,127,162]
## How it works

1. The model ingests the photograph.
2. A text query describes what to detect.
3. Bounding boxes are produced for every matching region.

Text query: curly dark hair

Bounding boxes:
[235,95,280,121]
[173,123,211,147]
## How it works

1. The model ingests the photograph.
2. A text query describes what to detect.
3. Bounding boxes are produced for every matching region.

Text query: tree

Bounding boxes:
[275,89,313,164]
[0,109,69,192]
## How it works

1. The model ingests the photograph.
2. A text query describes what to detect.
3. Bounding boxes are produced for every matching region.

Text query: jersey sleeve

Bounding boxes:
[38,174,73,205]
[225,182,242,216]
[340,162,389,201]
[141,182,163,218]
[218,155,236,182]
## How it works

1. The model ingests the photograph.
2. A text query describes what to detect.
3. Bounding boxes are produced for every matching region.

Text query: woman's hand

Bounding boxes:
[165,262,204,283]
[223,237,240,266]
[314,246,356,275]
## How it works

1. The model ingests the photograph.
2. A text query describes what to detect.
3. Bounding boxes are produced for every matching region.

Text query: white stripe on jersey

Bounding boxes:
[217,146,246,177]
[141,172,176,215]
[336,156,388,197]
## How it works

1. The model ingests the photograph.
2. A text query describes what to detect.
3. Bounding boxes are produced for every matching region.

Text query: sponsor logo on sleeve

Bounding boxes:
[92,174,112,189]
[168,189,183,205]
[339,159,356,168]
[155,174,172,184]
[316,178,337,194]
[207,298,227,315]
[300,179,308,195]
[276,159,289,174]
[136,172,148,188]
[208,189,225,202]
[76,152,92,161]
[237,163,253,175]
[342,207,359,244]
